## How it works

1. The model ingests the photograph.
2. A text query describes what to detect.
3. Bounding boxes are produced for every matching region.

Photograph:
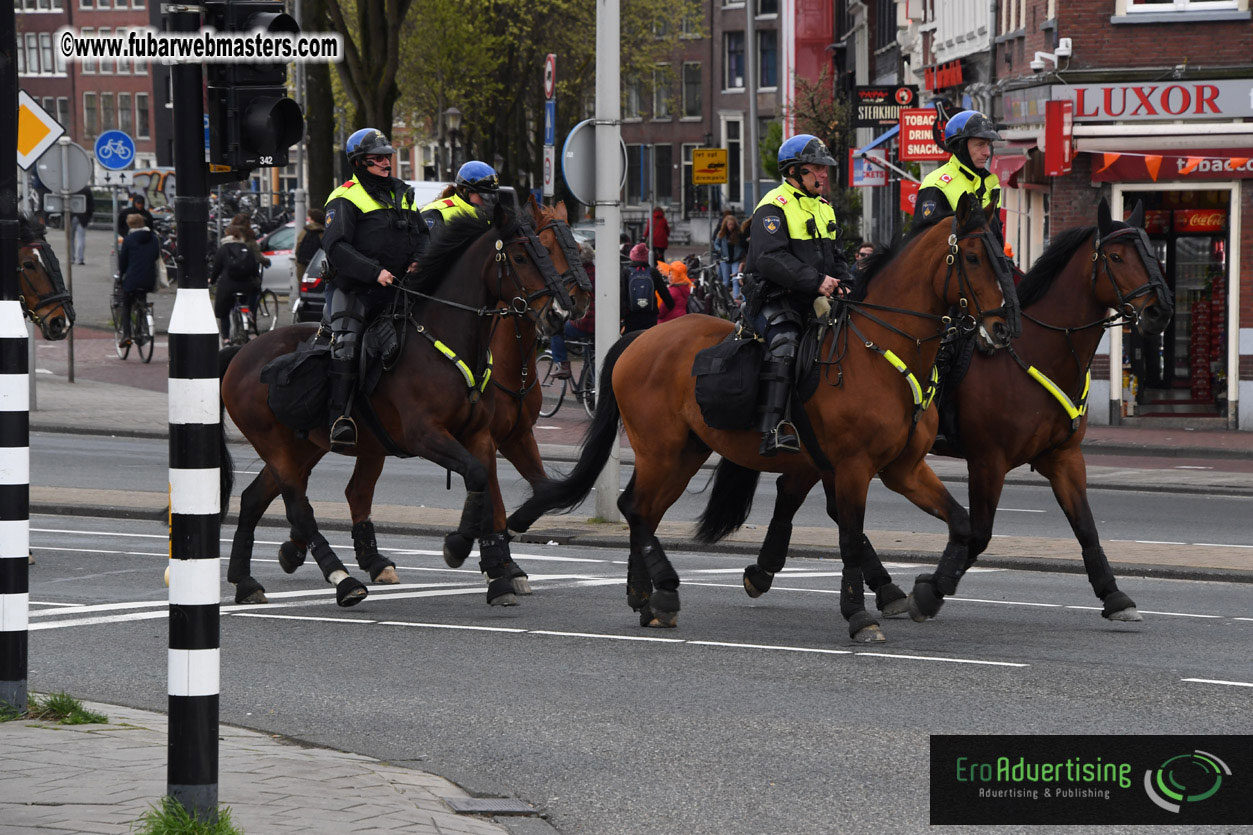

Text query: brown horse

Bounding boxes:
[17,216,75,340]
[220,202,573,607]
[712,199,1172,626]
[257,198,592,598]
[511,194,1018,642]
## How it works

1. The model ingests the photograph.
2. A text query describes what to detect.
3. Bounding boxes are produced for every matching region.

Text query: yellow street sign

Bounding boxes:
[17,90,66,171]
[692,148,728,185]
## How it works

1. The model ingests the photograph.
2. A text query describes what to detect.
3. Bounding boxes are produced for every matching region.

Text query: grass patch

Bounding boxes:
[132,797,243,835]
[0,692,108,725]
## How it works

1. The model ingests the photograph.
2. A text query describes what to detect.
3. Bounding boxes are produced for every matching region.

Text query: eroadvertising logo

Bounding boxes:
[931,735,1252,825]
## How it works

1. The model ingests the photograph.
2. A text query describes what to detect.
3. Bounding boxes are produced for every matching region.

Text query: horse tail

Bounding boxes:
[510,331,642,530]
[694,459,760,544]
[217,346,242,522]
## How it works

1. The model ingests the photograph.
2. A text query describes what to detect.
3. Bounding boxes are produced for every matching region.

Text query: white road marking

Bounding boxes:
[1000,508,1046,513]
[856,651,1028,668]
[1181,678,1253,688]
[380,621,527,634]
[1194,543,1253,550]
[531,630,684,644]
[1133,610,1222,619]
[1109,539,1186,546]
[690,640,850,655]
[1174,466,1213,470]
[232,613,375,624]
[953,597,1062,609]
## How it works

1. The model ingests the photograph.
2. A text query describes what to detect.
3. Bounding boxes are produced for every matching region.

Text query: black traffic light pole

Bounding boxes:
[1,0,31,716]
[166,1,222,821]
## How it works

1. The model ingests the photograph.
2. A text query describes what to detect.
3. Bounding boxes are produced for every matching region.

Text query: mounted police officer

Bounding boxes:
[743,133,852,457]
[914,109,1002,231]
[421,160,500,231]
[321,127,427,451]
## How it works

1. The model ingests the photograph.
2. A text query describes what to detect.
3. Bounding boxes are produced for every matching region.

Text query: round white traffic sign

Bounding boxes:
[35,140,92,193]
[544,53,556,99]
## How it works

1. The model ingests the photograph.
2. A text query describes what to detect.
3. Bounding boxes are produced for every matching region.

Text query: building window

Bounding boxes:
[119,93,133,133]
[101,92,116,131]
[725,119,742,204]
[724,32,745,89]
[757,30,777,89]
[681,8,700,36]
[626,144,646,205]
[655,144,673,203]
[876,0,896,50]
[39,33,53,75]
[81,28,96,73]
[756,0,778,14]
[1126,0,1238,10]
[682,63,701,118]
[24,34,38,73]
[97,0,110,8]
[84,93,99,138]
[57,97,70,130]
[98,28,114,74]
[16,38,25,74]
[79,0,92,7]
[653,64,673,119]
[117,30,131,73]
[132,0,145,8]
[624,77,642,120]
[136,93,150,138]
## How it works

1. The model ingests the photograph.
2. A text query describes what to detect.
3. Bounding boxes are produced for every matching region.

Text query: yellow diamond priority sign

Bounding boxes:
[18,90,66,171]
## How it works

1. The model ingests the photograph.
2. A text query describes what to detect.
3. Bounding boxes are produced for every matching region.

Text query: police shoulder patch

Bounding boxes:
[763,215,782,234]
[938,174,953,184]
[920,201,936,218]
[325,209,336,224]
[425,217,436,228]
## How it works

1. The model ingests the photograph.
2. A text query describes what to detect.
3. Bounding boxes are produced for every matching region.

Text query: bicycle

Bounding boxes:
[684,254,736,320]
[537,337,596,418]
[110,277,155,363]
[226,288,280,346]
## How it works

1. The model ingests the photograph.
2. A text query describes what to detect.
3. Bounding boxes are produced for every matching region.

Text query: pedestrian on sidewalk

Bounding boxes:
[621,242,673,333]
[70,186,94,265]
[714,209,745,302]
[116,213,160,346]
[294,207,325,282]
[658,260,692,324]
[643,206,670,263]
[116,193,154,242]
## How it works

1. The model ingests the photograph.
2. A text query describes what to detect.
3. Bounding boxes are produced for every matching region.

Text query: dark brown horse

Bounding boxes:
[220,202,573,607]
[17,216,75,340]
[714,199,1172,626]
[258,199,591,598]
[511,195,1018,642]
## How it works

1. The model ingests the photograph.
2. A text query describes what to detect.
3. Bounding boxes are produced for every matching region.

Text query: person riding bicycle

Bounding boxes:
[420,160,500,232]
[321,127,427,451]
[742,133,851,457]
[116,212,160,346]
[210,223,262,343]
[116,194,154,243]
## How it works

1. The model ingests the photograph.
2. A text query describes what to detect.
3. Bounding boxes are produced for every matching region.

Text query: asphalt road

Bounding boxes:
[29,430,1253,550]
[25,516,1253,834]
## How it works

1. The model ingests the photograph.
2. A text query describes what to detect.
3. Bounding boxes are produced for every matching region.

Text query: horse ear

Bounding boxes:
[1127,199,1145,229]
[493,197,508,228]
[525,193,542,227]
[554,199,568,222]
[1097,197,1113,236]
[955,192,972,226]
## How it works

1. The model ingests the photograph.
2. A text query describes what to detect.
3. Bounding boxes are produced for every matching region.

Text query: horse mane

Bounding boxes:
[851,206,983,301]
[1015,225,1112,308]
[410,209,523,295]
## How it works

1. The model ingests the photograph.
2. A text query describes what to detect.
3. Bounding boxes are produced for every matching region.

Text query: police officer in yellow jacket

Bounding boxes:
[322,128,427,451]
[420,160,499,232]
[743,134,851,457]
[915,110,1002,232]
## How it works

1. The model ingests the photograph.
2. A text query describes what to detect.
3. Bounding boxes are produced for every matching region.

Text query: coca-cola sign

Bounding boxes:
[1173,209,1226,234]
[1052,80,1253,122]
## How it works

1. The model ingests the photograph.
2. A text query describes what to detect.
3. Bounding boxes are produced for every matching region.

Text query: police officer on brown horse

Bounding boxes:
[322,128,427,451]
[743,134,852,457]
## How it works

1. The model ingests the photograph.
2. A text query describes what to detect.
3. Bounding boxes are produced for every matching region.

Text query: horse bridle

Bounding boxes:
[535,216,592,299]
[1090,225,1173,328]
[17,240,76,328]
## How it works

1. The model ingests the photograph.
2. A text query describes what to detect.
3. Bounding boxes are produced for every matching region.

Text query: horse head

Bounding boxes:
[17,217,76,341]
[942,193,1019,351]
[527,196,592,328]
[490,200,574,335]
[1094,198,1173,336]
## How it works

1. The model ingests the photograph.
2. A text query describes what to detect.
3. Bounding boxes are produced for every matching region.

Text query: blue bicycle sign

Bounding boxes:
[94,130,135,171]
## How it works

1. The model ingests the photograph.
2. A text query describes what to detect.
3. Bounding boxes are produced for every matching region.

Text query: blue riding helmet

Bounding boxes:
[943,111,1001,152]
[455,161,499,193]
[345,128,395,164]
[776,134,837,177]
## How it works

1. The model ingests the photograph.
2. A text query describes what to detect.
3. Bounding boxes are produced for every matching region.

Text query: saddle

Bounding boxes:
[691,329,763,431]
[259,316,402,431]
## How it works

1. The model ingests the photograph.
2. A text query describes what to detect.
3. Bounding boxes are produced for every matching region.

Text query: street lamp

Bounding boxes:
[444,106,462,174]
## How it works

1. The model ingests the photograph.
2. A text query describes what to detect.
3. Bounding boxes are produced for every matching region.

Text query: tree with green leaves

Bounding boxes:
[324,0,418,139]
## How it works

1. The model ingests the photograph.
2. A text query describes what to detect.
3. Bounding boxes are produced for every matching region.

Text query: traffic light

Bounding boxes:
[205,1,304,174]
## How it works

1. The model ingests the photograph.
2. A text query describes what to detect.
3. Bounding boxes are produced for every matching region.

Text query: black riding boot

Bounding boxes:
[327,358,358,451]
[757,358,799,457]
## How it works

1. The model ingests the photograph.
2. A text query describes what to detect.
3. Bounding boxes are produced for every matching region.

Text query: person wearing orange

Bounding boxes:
[658,260,691,324]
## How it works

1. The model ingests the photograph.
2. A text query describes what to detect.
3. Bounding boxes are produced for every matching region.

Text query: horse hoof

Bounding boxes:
[486,576,517,606]
[646,589,679,627]
[233,578,268,605]
[1102,591,1141,621]
[876,583,909,618]
[443,532,473,568]
[335,577,369,607]
[852,624,886,643]
[511,576,533,595]
[1105,606,1142,623]
[743,564,774,599]
[647,612,678,628]
[278,541,307,574]
[909,574,944,620]
[372,566,400,585]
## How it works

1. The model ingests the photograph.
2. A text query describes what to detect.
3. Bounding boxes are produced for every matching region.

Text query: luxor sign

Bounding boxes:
[1052,79,1253,122]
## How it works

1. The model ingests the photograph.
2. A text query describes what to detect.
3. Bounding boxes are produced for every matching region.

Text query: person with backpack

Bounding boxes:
[294,207,325,282]
[620,242,673,333]
[210,223,262,343]
[657,260,691,324]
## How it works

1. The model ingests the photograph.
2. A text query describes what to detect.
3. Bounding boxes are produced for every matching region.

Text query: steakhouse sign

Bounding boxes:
[1051,80,1253,121]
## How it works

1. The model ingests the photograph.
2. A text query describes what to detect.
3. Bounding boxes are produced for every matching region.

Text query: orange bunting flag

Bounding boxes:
[1178,157,1204,176]
[1097,153,1121,173]
[1144,155,1163,181]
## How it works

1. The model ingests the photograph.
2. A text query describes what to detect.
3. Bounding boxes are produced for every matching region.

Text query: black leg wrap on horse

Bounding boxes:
[626,552,653,612]
[758,518,792,574]
[641,540,680,593]
[743,563,775,598]
[838,567,867,621]
[479,533,519,605]
[457,491,485,537]
[875,583,908,614]
[308,535,347,583]
[847,609,880,640]
[226,531,254,584]
[335,576,368,607]
[352,520,394,580]
[909,573,944,620]
[277,540,307,574]
[933,543,966,596]
[646,588,680,628]
[443,531,475,568]
[233,576,266,604]
[1101,589,1138,619]
[860,534,892,591]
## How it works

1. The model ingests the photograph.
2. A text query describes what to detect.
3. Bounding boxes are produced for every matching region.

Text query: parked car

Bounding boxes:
[257,221,296,292]
[293,247,328,323]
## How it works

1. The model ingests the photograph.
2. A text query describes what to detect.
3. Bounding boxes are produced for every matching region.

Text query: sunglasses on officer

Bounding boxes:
[365,154,392,169]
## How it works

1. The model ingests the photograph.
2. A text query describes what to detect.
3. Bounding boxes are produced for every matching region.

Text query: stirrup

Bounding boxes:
[330,415,357,450]
[759,421,800,457]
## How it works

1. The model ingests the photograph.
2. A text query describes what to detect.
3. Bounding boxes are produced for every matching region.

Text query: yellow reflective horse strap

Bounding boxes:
[431,338,492,398]
[882,349,925,408]
[1027,366,1090,424]
[922,364,940,411]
